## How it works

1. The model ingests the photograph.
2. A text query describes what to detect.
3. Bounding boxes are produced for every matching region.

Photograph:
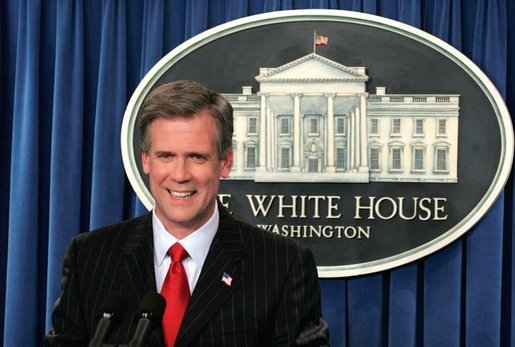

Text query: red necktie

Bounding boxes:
[161,243,190,347]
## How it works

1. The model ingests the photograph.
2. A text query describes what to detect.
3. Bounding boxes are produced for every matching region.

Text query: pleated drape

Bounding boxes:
[5,1,47,345]
[0,1,513,346]
[45,0,84,327]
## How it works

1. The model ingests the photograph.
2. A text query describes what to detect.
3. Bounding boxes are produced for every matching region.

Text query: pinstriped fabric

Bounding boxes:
[45,207,328,346]
[45,214,160,346]
[176,208,328,346]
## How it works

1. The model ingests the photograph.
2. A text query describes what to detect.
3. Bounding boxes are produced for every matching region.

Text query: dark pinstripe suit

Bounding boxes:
[45,206,329,346]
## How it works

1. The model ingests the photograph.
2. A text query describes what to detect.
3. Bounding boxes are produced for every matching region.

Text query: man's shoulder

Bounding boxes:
[72,213,151,245]
[224,213,309,257]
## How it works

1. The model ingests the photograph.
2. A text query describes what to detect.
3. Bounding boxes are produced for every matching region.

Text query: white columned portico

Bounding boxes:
[291,93,302,172]
[325,93,336,173]
[257,93,268,173]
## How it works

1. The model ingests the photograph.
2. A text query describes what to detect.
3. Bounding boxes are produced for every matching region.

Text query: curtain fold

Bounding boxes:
[424,0,462,48]
[347,275,383,346]
[185,0,209,39]
[1,1,513,346]
[225,0,249,21]
[320,280,347,346]
[129,0,165,218]
[45,0,85,327]
[387,264,418,346]
[5,2,43,345]
[262,0,293,12]
[423,242,462,345]
[464,1,508,345]
[88,0,127,229]
[466,200,504,346]
[0,1,16,344]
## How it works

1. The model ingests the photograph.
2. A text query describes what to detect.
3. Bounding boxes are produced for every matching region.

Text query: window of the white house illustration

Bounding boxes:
[245,145,257,169]
[308,158,319,173]
[279,116,291,136]
[412,147,426,172]
[414,118,424,137]
[369,118,379,135]
[247,117,258,135]
[391,118,401,136]
[437,119,447,137]
[369,147,381,171]
[336,116,346,135]
[336,147,347,170]
[434,147,449,172]
[280,147,291,170]
[389,147,403,171]
[308,117,319,136]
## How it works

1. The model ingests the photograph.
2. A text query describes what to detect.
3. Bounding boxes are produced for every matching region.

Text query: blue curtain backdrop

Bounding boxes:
[1,0,513,346]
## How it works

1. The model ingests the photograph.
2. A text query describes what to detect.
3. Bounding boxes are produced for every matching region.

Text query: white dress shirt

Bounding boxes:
[152,204,219,294]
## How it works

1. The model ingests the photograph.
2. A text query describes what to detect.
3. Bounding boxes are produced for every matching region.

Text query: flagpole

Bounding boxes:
[313,31,316,54]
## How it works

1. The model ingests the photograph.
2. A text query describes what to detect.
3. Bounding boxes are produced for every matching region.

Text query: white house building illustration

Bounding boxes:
[224,53,459,183]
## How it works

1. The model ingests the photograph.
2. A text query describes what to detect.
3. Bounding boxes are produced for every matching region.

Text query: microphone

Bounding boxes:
[88,292,128,347]
[128,292,166,347]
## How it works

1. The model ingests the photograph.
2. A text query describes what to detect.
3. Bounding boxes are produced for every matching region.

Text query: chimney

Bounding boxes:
[259,68,269,75]
[376,87,386,95]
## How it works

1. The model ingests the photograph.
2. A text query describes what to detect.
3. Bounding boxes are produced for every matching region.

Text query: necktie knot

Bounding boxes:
[168,243,188,263]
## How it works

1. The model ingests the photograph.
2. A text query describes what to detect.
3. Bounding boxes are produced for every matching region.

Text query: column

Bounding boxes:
[271,109,276,171]
[346,114,351,171]
[266,107,272,171]
[359,93,369,170]
[350,109,355,170]
[236,141,245,176]
[257,93,267,173]
[325,93,336,173]
[291,93,302,172]
[355,106,361,167]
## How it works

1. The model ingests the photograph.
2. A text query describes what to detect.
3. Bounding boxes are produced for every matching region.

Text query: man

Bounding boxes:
[46,80,329,346]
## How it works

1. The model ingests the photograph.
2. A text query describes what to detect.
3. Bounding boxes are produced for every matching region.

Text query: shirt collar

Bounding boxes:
[152,204,219,267]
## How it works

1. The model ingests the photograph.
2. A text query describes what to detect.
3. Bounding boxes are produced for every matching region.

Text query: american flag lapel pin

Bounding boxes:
[221,272,233,286]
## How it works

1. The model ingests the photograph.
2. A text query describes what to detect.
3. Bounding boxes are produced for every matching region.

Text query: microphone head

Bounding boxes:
[136,292,166,325]
[97,292,128,328]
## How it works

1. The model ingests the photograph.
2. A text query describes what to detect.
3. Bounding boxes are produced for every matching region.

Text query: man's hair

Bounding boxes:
[138,80,234,159]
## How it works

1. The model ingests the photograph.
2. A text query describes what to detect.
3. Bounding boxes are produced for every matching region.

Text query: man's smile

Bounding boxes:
[166,189,196,199]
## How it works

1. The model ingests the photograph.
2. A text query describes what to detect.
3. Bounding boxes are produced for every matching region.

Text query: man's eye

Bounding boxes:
[191,155,207,162]
[158,153,173,159]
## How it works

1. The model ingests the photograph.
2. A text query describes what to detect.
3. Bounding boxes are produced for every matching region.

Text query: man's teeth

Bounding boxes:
[170,191,194,198]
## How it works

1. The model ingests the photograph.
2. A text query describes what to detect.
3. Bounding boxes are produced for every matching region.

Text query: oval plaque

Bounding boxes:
[121,10,514,277]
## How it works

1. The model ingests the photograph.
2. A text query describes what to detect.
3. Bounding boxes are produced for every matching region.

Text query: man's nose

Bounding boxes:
[170,158,191,182]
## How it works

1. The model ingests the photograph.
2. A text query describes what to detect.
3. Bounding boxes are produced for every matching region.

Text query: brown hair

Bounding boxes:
[138,80,233,159]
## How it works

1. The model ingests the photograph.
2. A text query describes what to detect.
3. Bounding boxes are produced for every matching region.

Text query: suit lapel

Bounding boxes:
[121,212,156,297]
[120,213,164,346]
[176,207,247,346]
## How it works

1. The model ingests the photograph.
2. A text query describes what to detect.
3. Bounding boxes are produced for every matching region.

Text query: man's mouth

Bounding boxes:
[167,189,195,199]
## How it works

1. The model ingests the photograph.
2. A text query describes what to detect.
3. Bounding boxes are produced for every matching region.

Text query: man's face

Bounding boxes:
[141,110,232,238]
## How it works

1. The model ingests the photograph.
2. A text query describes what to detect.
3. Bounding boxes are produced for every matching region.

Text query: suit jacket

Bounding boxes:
[45,206,329,346]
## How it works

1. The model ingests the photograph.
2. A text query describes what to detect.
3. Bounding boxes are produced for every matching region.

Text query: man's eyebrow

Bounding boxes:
[154,150,174,155]
[185,151,209,157]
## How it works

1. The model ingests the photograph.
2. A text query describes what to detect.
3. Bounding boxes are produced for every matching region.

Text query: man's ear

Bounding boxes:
[141,151,150,174]
[220,149,233,178]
